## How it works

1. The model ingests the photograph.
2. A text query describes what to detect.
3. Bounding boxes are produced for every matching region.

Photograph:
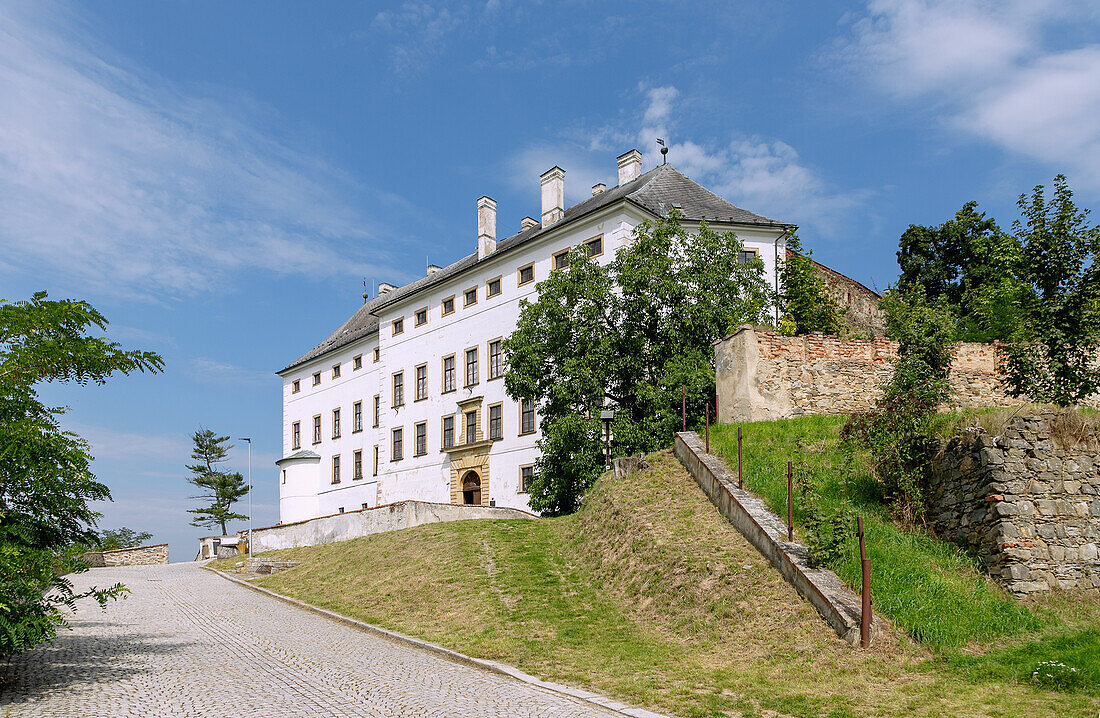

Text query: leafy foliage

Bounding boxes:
[504,211,771,514]
[91,527,154,551]
[0,291,162,656]
[777,234,844,336]
[186,429,248,535]
[1003,176,1100,406]
[896,201,1026,342]
[842,291,956,523]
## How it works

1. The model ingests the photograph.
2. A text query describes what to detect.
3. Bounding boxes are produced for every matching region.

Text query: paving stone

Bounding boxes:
[0,563,631,718]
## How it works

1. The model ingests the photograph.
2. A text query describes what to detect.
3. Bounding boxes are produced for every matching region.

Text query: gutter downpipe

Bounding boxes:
[773,225,795,326]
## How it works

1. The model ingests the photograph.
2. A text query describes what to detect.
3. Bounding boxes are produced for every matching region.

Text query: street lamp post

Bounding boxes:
[239,437,252,558]
[599,409,615,469]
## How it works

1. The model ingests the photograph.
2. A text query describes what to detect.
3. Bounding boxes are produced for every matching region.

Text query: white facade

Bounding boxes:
[276,154,788,524]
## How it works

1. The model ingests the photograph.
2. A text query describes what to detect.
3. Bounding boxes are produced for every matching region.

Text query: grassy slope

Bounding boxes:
[710,414,1100,688]
[217,451,1098,718]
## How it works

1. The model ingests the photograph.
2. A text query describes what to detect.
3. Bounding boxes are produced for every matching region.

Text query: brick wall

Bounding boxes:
[102,543,169,566]
[716,325,1096,423]
[930,411,1100,595]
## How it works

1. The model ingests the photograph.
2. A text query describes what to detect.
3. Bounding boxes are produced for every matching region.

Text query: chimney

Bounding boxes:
[540,166,565,227]
[591,183,606,196]
[520,216,539,232]
[427,263,442,276]
[378,282,397,294]
[477,196,497,260]
[616,149,642,186]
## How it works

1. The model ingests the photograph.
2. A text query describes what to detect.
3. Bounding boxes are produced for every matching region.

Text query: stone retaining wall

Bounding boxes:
[930,411,1100,595]
[101,543,170,567]
[716,325,1098,423]
[245,500,535,552]
[673,431,884,644]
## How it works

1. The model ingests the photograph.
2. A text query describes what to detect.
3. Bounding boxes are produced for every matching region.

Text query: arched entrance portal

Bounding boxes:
[461,471,482,505]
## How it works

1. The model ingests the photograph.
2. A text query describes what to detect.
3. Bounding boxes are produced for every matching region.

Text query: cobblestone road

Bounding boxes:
[0,563,633,718]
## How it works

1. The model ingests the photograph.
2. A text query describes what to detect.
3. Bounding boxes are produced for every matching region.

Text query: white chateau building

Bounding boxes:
[276,150,791,523]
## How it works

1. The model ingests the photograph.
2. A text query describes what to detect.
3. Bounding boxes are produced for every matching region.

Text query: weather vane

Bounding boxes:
[656,138,668,164]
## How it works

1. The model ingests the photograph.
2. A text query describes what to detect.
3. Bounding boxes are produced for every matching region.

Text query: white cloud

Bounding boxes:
[186,357,275,388]
[0,1,403,300]
[68,422,193,465]
[837,0,1100,190]
[507,84,863,236]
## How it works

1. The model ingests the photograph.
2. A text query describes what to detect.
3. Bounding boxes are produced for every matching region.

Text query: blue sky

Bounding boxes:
[2,0,1098,560]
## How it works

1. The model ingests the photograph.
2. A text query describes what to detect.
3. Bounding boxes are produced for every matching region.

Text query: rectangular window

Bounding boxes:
[737,249,758,264]
[332,454,341,484]
[465,347,478,386]
[442,354,456,393]
[465,410,478,444]
[415,364,427,401]
[354,449,363,480]
[415,307,428,326]
[373,395,380,427]
[332,364,341,379]
[441,295,455,316]
[415,422,427,456]
[489,403,502,440]
[373,347,380,362]
[464,287,478,307]
[332,408,341,438]
[313,415,322,444]
[553,249,570,270]
[373,445,379,475]
[518,263,534,285]
[353,355,363,370]
[584,235,603,258]
[282,469,287,485]
[442,415,454,449]
[391,427,403,461]
[488,340,502,380]
[392,372,404,407]
[312,371,321,386]
[392,317,404,335]
[292,379,300,394]
[520,465,533,493]
[486,276,501,297]
[353,401,363,433]
[520,399,535,435]
[292,421,301,450]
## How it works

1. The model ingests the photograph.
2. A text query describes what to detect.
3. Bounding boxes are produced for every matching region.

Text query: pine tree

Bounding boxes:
[186,429,248,535]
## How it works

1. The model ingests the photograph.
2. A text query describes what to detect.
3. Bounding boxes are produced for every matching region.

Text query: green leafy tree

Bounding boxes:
[504,211,771,514]
[0,291,163,656]
[92,527,154,551]
[896,201,1026,342]
[186,429,248,535]
[777,233,843,336]
[1003,176,1100,406]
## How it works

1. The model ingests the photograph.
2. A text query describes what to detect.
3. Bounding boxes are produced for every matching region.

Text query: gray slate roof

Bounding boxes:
[280,164,789,374]
[275,449,321,465]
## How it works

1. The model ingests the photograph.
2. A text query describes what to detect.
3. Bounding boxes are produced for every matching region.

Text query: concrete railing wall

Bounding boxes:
[931,411,1100,595]
[715,325,1100,423]
[245,500,535,552]
[673,431,883,644]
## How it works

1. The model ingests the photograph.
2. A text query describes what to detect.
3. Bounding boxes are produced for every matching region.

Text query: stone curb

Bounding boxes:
[205,566,672,718]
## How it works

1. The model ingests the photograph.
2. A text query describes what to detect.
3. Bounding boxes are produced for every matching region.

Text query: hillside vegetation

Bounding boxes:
[216,450,1098,717]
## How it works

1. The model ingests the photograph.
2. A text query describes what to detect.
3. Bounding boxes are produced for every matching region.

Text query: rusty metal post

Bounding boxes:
[786,460,793,542]
[704,403,710,453]
[681,385,686,432]
[858,516,871,648]
[737,426,743,489]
